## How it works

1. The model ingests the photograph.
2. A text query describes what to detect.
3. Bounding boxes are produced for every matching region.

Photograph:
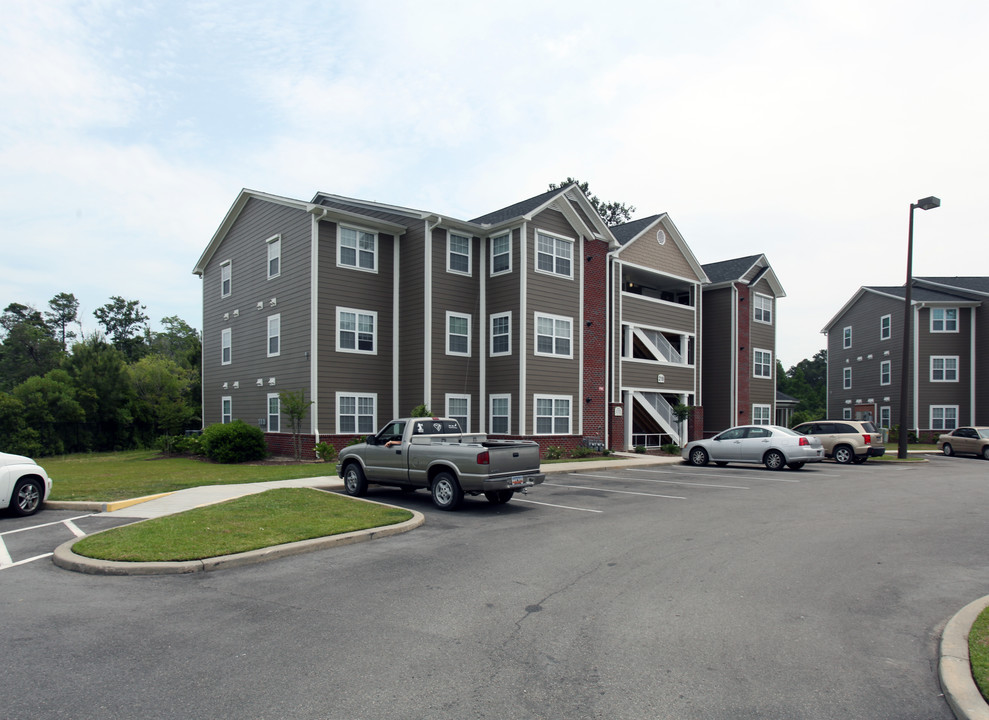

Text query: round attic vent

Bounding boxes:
[656,229,666,245]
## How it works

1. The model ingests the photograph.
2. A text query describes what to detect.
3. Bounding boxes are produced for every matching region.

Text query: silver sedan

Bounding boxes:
[681,425,825,471]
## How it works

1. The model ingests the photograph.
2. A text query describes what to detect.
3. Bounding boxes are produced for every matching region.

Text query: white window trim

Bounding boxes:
[336,307,377,355]
[843,366,852,389]
[445,393,471,433]
[337,224,378,273]
[753,294,773,325]
[880,360,891,386]
[842,407,852,420]
[930,307,959,333]
[336,392,377,435]
[220,260,232,298]
[929,404,958,430]
[534,230,574,280]
[534,394,572,436]
[221,327,232,365]
[266,234,281,279]
[489,311,512,357]
[843,326,852,349]
[490,233,512,276]
[489,393,511,435]
[930,355,959,382]
[880,405,891,429]
[753,348,773,379]
[267,392,281,433]
[221,396,232,424]
[880,314,891,341]
[534,312,573,359]
[446,311,472,356]
[447,231,472,276]
[267,314,281,358]
[752,403,772,425]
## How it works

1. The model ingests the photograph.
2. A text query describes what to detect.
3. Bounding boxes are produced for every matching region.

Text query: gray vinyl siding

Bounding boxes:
[976,306,989,424]
[316,219,395,433]
[916,306,972,425]
[201,197,312,428]
[701,286,734,431]
[621,362,694,393]
[622,295,696,334]
[749,284,776,411]
[486,227,523,400]
[398,223,426,416]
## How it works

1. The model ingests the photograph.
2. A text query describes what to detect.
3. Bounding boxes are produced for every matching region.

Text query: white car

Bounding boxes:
[681,425,825,471]
[1,452,53,517]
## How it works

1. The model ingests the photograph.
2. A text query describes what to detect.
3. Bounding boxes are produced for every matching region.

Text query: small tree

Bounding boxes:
[411,404,432,417]
[280,389,313,460]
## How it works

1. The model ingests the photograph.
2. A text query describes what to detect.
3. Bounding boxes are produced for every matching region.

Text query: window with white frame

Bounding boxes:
[880,406,891,429]
[880,360,891,386]
[489,394,510,434]
[843,326,852,348]
[752,404,772,425]
[931,355,958,382]
[843,407,852,420]
[534,313,572,358]
[753,349,772,378]
[267,235,281,279]
[447,312,471,356]
[267,314,280,357]
[880,314,891,340]
[490,312,511,356]
[754,295,773,324]
[490,233,511,275]
[221,396,232,424]
[221,328,232,365]
[445,394,470,432]
[447,232,471,275]
[535,231,573,279]
[338,226,377,271]
[930,405,958,430]
[337,308,376,354]
[337,393,376,434]
[535,395,571,435]
[843,367,852,389]
[931,308,958,332]
[220,261,232,298]
[267,393,280,433]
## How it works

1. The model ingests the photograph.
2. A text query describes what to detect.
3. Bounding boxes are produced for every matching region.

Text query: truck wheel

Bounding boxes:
[343,464,368,497]
[431,472,463,511]
[484,490,513,505]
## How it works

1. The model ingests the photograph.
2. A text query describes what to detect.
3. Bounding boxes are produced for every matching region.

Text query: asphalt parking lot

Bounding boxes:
[2,455,986,719]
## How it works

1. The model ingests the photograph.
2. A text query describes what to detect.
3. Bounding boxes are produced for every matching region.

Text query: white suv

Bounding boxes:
[1,452,53,517]
[792,421,886,464]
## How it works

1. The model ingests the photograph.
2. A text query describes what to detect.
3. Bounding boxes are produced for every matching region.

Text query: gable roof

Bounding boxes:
[820,281,983,333]
[610,213,709,283]
[916,276,989,297]
[701,254,786,297]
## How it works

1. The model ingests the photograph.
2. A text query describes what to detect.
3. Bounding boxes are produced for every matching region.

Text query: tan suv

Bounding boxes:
[792,420,886,464]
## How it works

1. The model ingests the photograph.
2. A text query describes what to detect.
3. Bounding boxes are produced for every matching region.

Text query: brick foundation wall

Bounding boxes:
[687,406,704,443]
[582,239,609,442]
[609,402,625,450]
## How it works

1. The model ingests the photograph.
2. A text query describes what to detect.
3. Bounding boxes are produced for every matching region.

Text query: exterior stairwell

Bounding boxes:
[632,391,681,445]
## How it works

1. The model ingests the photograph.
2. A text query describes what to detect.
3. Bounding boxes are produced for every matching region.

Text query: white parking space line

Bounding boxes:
[574,471,749,490]
[663,468,804,483]
[63,520,86,538]
[545,482,686,500]
[5,553,53,569]
[513,498,603,513]
[0,513,95,537]
[0,539,12,568]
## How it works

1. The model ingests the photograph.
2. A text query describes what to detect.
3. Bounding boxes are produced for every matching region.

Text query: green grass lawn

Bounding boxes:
[72,488,412,562]
[45,450,336,502]
[972,605,989,703]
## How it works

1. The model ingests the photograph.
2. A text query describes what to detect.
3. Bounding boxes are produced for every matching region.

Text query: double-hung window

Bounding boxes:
[843,326,852,349]
[447,312,471,356]
[445,394,470,432]
[880,314,891,340]
[267,314,280,357]
[267,235,281,279]
[931,356,958,382]
[753,349,772,378]
[267,393,280,433]
[221,328,232,365]
[337,308,376,354]
[752,404,771,425]
[880,406,891,429]
[490,233,511,275]
[338,226,377,271]
[337,393,376,434]
[220,261,232,298]
[880,360,891,385]
[489,394,510,434]
[931,308,958,332]
[754,295,773,324]
[930,405,958,430]
[221,396,232,424]
[448,233,471,275]
[535,232,573,279]
[534,313,572,358]
[534,395,571,435]
[490,312,511,356]
[843,367,852,389]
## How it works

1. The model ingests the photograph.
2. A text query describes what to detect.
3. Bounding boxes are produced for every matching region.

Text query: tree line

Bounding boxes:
[776,349,827,426]
[0,293,201,457]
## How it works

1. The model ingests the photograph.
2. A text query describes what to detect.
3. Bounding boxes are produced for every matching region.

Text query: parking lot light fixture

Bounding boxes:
[897,196,941,460]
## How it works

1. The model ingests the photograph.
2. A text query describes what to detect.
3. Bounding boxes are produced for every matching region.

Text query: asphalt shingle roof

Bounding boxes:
[470,186,567,225]
[611,215,662,245]
[701,255,764,284]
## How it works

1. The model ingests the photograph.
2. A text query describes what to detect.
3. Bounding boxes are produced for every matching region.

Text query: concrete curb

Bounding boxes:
[47,492,177,513]
[940,595,989,720]
[51,501,425,576]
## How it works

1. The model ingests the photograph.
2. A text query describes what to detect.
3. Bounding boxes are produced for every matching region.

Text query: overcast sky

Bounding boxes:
[2,0,985,368]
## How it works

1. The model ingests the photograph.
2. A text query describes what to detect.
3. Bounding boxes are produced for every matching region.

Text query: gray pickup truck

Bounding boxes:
[336,418,545,510]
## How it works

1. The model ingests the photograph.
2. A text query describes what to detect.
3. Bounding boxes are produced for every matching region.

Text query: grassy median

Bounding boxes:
[72,488,412,562]
[972,606,989,703]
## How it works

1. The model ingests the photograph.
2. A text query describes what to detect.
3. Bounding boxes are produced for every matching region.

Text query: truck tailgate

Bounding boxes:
[486,442,541,475]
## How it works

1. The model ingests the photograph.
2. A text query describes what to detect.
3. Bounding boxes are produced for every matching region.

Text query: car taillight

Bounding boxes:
[863,434,871,445]
[799,437,810,446]
[477,451,490,465]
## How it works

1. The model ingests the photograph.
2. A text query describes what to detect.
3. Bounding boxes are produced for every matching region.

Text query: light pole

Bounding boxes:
[897,195,940,459]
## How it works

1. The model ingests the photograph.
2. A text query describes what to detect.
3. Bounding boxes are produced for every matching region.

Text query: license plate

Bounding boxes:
[511,475,525,486]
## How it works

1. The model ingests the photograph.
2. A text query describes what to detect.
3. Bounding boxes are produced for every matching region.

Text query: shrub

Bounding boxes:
[314,441,337,462]
[634,445,646,454]
[410,404,432,418]
[661,443,680,455]
[200,421,268,464]
[570,446,596,459]
[544,446,564,460]
[345,435,367,447]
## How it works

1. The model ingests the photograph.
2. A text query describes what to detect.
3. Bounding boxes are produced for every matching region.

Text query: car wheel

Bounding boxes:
[343,463,368,497]
[431,472,463,511]
[982,446,989,461]
[484,490,513,505]
[11,478,43,517]
[942,443,953,457]
[764,450,785,471]
[787,462,805,470]
[688,447,709,466]
[833,445,854,464]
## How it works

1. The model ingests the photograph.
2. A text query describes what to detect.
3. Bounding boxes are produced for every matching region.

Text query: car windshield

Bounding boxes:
[860,421,877,432]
